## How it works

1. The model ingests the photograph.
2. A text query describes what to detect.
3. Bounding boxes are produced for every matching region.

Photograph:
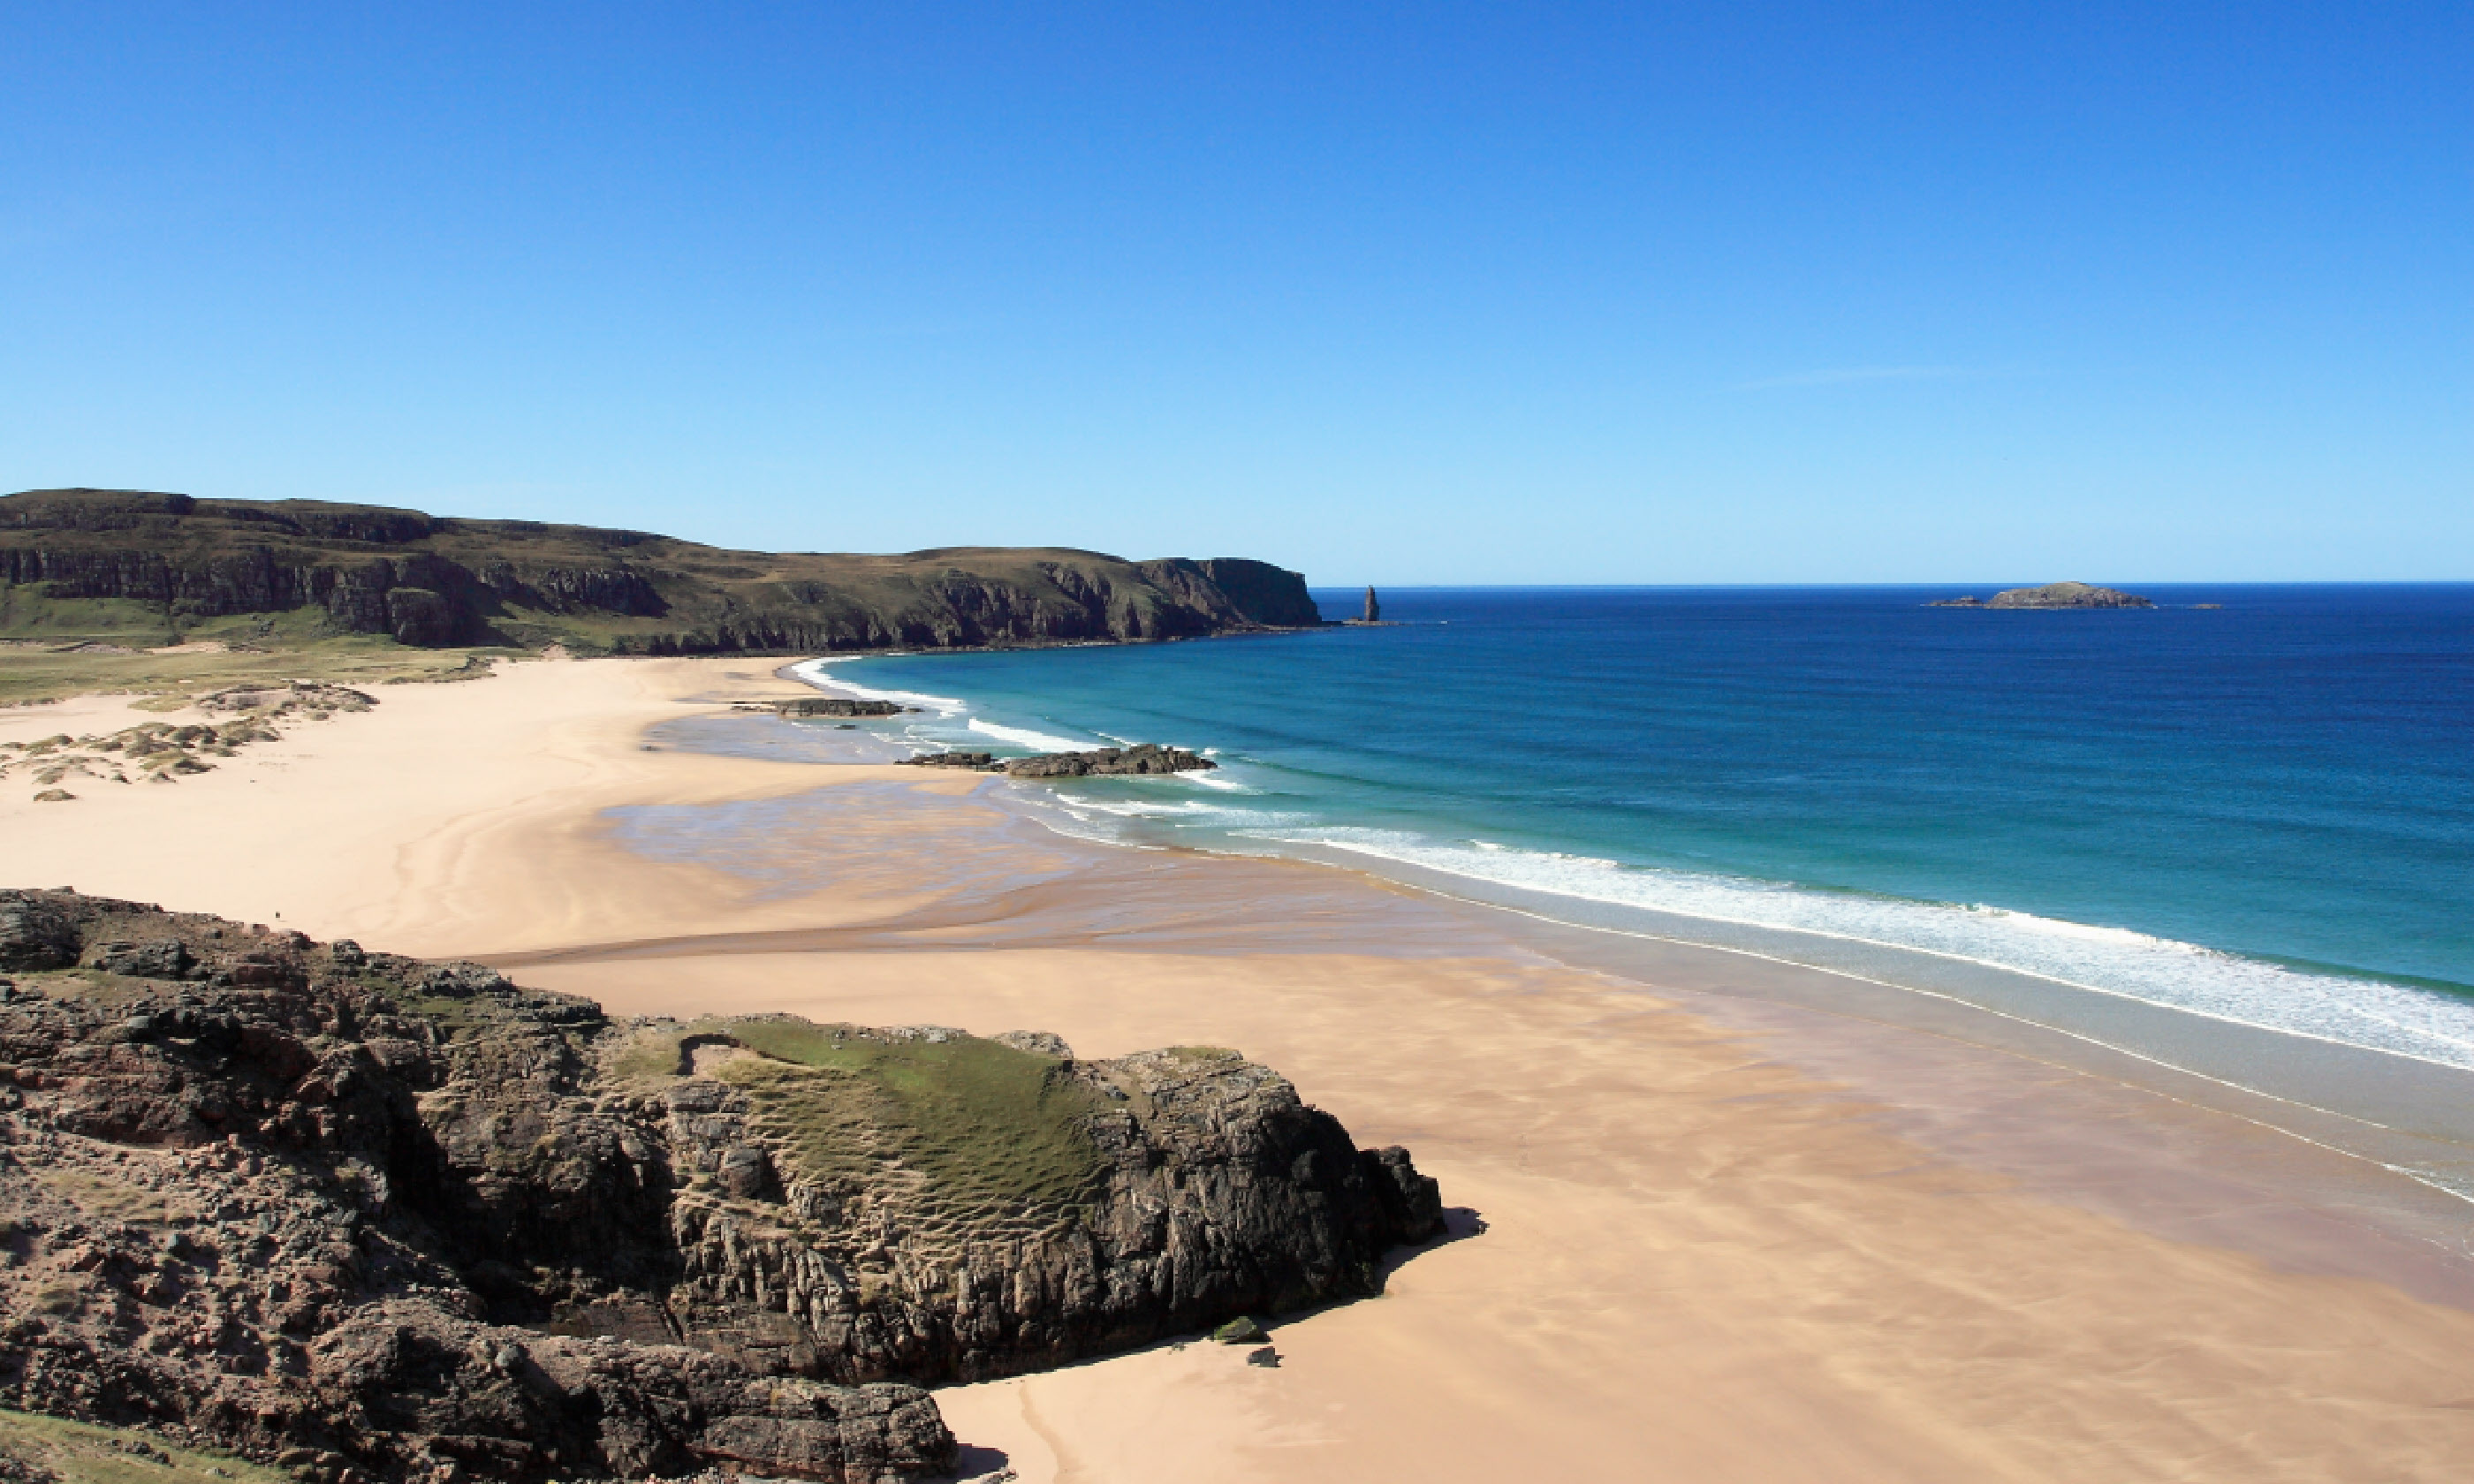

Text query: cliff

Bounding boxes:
[0,890,1442,1484]
[0,489,1325,655]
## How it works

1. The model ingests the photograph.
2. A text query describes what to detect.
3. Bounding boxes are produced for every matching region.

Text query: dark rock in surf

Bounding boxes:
[894,744,1216,777]
[895,751,1001,771]
[1000,744,1215,778]
[734,698,909,718]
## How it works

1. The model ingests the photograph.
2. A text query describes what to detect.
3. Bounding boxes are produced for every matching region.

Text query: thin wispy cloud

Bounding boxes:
[1733,365,1998,391]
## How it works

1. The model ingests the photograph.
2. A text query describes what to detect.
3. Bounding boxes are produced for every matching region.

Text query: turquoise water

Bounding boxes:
[790,586,2474,1081]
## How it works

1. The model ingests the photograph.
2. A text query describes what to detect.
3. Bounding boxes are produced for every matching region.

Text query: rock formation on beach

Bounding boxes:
[0,890,1440,1484]
[896,744,1217,778]
[730,699,910,719]
[0,488,1328,656]
[1931,581,2155,610]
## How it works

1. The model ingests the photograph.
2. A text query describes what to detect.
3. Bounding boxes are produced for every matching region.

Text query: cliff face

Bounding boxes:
[0,891,1442,1484]
[0,489,1326,654]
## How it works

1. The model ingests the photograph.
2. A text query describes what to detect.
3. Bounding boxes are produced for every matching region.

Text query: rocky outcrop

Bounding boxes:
[1932,582,2155,610]
[0,490,1325,656]
[0,892,1441,1483]
[731,700,908,719]
[892,753,998,771]
[1000,744,1216,778]
[896,745,1217,778]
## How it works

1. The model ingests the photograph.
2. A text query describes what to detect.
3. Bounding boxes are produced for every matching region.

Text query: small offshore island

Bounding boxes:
[1931,581,2156,610]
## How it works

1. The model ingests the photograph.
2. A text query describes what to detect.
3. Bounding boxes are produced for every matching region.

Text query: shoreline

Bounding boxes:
[784,653,2474,1219]
[9,655,2474,1479]
[530,706,2474,1311]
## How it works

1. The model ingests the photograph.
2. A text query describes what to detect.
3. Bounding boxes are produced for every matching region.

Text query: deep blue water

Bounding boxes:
[796,585,2474,1070]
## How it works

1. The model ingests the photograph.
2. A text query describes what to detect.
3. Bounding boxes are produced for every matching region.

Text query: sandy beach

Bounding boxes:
[11,655,2474,1482]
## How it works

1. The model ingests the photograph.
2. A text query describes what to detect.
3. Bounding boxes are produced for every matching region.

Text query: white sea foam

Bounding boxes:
[1180,770,1248,790]
[795,656,2474,1077]
[1231,826,2474,1071]
[787,658,967,716]
[966,717,1086,753]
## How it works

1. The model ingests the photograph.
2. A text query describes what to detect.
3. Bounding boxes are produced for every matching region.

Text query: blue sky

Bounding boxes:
[3,3,2464,582]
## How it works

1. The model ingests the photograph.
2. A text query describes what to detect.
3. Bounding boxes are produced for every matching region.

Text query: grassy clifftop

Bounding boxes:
[0,488,1325,667]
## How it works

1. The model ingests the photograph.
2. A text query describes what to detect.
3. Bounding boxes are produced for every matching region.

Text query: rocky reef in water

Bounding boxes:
[730,699,911,719]
[1931,581,2155,609]
[0,890,1440,1484]
[896,744,1216,777]
[0,488,1328,655]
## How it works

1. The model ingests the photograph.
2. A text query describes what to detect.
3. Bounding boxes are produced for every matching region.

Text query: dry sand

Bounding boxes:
[9,654,2474,1482]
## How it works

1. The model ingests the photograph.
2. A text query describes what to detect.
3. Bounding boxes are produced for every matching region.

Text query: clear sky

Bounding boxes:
[3,4,2464,583]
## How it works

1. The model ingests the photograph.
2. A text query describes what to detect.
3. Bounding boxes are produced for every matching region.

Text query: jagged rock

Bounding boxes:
[0,897,80,970]
[0,892,1445,1481]
[893,753,999,771]
[1000,745,1215,779]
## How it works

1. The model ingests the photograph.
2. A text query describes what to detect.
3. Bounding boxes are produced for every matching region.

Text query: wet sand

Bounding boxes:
[10,655,2474,1481]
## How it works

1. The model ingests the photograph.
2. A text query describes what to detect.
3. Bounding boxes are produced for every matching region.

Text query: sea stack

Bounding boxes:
[1363,586,1381,622]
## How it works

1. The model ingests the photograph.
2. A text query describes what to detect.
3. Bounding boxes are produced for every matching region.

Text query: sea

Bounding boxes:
[768,585,2474,1203]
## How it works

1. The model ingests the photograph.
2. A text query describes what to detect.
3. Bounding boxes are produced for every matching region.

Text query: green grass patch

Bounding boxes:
[627,1019,1112,1233]
[0,1409,284,1484]
[0,631,511,706]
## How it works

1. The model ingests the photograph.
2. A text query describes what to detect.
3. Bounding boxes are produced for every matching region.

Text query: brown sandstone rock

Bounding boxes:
[0,890,1444,1482]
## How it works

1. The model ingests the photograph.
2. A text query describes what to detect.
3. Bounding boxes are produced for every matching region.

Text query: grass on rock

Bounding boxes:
[0,1409,283,1484]
[621,1018,1113,1236]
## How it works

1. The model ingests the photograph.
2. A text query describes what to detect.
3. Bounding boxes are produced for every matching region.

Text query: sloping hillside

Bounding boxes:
[0,488,1325,655]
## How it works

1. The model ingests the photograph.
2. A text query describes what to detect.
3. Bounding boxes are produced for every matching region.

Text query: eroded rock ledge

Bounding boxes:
[0,890,1440,1484]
